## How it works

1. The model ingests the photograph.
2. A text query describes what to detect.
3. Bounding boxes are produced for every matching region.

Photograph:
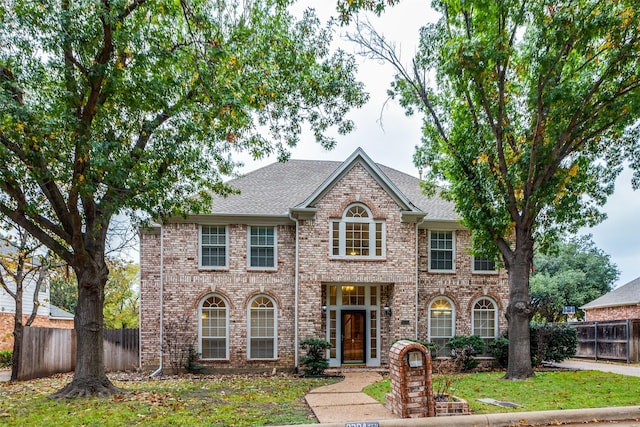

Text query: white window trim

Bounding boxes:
[247,295,278,360]
[247,226,277,271]
[427,296,456,342]
[199,225,229,270]
[329,203,386,260]
[428,230,456,273]
[471,297,499,339]
[198,294,230,360]
[471,255,498,274]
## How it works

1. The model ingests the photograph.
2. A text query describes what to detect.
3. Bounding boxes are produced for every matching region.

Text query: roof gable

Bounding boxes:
[295,148,421,218]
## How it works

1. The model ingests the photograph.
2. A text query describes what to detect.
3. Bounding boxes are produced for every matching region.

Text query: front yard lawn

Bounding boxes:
[0,372,336,426]
[364,370,640,414]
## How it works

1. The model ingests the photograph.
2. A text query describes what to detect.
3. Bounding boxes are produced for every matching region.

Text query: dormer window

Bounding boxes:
[330,204,385,259]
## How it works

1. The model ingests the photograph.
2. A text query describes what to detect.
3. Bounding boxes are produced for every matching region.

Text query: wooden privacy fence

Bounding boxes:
[18,327,139,381]
[571,319,640,363]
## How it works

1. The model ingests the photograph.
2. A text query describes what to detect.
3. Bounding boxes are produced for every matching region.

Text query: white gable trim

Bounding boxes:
[296,148,425,220]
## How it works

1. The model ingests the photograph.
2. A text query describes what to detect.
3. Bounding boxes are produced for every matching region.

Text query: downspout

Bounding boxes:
[289,211,300,373]
[415,218,425,340]
[415,222,420,340]
[150,225,164,378]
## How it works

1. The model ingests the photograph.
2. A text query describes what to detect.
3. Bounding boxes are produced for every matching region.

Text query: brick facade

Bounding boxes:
[139,153,509,372]
[585,306,640,322]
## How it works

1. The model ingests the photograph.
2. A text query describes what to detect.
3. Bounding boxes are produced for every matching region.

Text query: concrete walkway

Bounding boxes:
[304,371,397,423]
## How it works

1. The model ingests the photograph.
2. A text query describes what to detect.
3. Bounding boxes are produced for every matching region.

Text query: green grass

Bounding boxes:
[0,373,337,426]
[363,370,640,414]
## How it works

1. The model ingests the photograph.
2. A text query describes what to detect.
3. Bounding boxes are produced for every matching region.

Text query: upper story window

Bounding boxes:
[429,230,455,272]
[330,204,385,259]
[248,226,276,269]
[472,256,497,273]
[200,225,227,269]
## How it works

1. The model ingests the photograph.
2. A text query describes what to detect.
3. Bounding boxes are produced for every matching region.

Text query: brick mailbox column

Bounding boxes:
[385,340,435,418]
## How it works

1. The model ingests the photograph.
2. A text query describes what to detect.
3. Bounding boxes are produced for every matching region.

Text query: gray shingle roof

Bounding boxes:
[210,153,459,221]
[580,276,640,310]
[49,304,74,319]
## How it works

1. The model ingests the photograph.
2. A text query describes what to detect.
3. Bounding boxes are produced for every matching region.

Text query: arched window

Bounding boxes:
[472,297,498,350]
[428,297,455,356]
[248,295,277,359]
[330,204,385,259]
[200,295,228,360]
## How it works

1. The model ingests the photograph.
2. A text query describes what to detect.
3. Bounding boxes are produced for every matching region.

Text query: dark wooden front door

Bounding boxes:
[342,311,366,363]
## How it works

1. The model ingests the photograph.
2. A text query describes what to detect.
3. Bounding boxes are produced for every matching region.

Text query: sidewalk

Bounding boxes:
[301,362,640,427]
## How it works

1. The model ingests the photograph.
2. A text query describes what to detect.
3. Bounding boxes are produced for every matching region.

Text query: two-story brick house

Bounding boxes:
[139,148,508,372]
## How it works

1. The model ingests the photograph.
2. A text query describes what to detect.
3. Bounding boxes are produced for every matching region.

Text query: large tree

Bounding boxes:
[0,0,367,397]
[530,235,619,322]
[344,0,640,378]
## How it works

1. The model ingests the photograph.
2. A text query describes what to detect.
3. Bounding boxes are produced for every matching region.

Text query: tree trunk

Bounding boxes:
[11,283,23,382]
[504,242,535,379]
[50,256,122,398]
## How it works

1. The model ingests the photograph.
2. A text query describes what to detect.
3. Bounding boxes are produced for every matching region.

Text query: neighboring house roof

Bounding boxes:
[49,304,74,320]
[209,148,459,222]
[580,276,640,310]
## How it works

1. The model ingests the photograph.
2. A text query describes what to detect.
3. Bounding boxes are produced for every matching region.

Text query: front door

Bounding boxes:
[341,311,366,364]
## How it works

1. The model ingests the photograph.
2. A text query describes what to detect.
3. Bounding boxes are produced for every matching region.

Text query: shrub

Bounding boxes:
[299,338,332,376]
[488,337,509,368]
[184,344,206,374]
[447,335,485,371]
[0,350,12,368]
[489,323,577,368]
[530,323,577,365]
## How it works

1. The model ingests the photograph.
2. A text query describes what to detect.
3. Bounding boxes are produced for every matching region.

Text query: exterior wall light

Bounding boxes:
[384,304,392,316]
[322,304,327,313]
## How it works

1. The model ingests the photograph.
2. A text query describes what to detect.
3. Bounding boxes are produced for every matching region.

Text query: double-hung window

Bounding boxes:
[200,225,227,268]
[472,256,497,273]
[248,296,277,359]
[330,204,385,259]
[429,230,455,272]
[429,297,455,357]
[248,226,276,269]
[200,295,228,359]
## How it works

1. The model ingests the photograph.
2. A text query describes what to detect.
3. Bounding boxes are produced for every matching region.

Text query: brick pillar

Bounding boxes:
[385,340,435,418]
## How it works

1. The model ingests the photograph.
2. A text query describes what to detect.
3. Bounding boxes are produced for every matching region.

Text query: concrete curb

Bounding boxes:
[288,406,640,427]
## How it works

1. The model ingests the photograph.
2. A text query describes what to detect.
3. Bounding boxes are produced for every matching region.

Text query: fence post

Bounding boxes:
[594,322,598,361]
[627,319,631,364]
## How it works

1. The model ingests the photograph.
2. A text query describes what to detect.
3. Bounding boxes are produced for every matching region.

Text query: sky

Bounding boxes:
[236,0,640,289]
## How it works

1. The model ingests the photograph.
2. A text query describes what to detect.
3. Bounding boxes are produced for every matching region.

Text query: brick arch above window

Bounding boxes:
[193,287,235,311]
[328,199,387,220]
[242,289,282,311]
[464,291,504,317]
